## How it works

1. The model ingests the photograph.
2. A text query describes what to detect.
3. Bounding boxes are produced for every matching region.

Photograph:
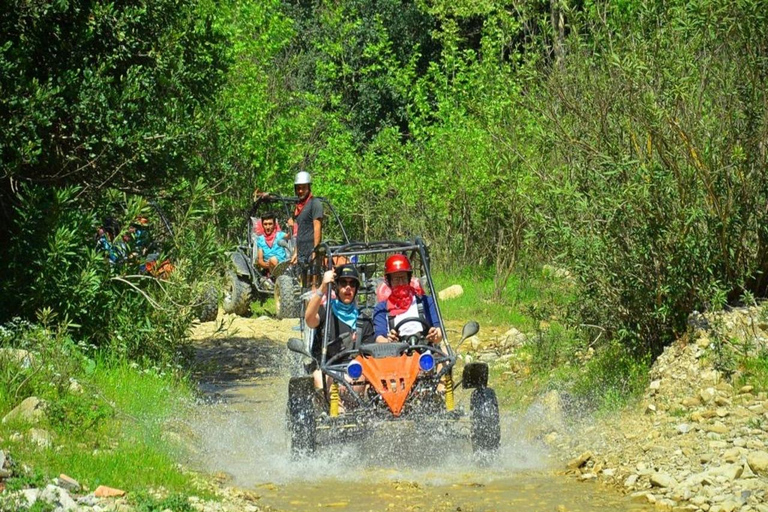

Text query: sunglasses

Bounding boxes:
[337,278,358,289]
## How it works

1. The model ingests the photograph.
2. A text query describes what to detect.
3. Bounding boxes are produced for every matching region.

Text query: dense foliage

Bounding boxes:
[1,0,767,365]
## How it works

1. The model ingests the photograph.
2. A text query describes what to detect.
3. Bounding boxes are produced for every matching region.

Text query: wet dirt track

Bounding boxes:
[187,315,651,512]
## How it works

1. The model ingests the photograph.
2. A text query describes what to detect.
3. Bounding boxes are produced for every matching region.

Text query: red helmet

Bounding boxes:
[385,254,412,274]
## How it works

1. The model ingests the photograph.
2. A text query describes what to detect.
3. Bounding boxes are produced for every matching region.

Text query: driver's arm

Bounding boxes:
[424,296,443,344]
[305,270,334,328]
[373,302,396,343]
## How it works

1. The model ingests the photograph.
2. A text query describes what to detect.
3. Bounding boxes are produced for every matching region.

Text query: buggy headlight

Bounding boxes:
[347,360,363,379]
[419,352,435,372]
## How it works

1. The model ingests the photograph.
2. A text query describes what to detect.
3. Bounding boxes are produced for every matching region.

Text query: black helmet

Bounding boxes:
[335,264,360,286]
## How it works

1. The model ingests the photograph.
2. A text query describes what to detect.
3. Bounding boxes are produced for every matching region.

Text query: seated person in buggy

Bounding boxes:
[255,211,290,274]
[373,254,443,345]
[305,264,375,388]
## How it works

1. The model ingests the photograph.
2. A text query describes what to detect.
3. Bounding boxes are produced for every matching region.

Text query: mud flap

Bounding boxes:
[230,251,252,278]
[462,362,489,389]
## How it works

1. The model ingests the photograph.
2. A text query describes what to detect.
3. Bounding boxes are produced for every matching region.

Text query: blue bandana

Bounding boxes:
[331,299,358,331]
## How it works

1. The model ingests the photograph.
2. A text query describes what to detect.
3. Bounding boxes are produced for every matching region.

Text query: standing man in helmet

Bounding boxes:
[373,254,443,345]
[287,171,323,274]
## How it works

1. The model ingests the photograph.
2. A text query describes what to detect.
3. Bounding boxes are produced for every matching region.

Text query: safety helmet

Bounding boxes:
[294,171,312,186]
[335,264,360,286]
[385,254,412,275]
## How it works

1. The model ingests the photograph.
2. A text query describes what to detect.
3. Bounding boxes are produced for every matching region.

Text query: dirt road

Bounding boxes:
[186,313,650,512]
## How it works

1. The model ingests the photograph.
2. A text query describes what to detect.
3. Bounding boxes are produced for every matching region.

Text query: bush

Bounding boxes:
[0,181,225,362]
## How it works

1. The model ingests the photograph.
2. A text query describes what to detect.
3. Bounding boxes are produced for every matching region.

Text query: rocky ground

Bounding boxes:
[540,306,768,512]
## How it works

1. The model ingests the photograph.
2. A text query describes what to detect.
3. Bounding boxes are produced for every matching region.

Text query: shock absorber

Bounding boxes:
[329,381,340,417]
[443,372,455,412]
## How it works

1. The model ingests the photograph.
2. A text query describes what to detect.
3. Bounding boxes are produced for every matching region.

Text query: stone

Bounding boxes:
[0,348,36,368]
[1,396,47,425]
[0,449,5,469]
[650,471,678,488]
[723,448,741,462]
[94,485,126,498]
[650,379,662,392]
[741,461,756,478]
[57,474,81,492]
[746,450,768,474]
[68,379,84,394]
[677,423,692,434]
[40,484,77,511]
[567,451,593,470]
[438,285,463,301]
[624,474,639,487]
[28,428,53,448]
[682,396,702,407]
[700,388,717,403]
[501,327,526,348]
[20,488,40,507]
[706,464,743,482]
[708,421,729,434]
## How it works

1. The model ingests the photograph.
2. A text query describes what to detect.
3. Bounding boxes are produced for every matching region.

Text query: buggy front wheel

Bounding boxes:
[222,270,251,316]
[287,377,317,457]
[275,274,301,319]
[470,387,501,453]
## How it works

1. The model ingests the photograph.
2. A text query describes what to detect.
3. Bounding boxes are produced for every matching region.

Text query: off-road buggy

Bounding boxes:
[285,238,501,457]
[95,200,218,322]
[223,194,350,319]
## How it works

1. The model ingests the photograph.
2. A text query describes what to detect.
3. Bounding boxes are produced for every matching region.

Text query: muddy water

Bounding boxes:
[188,318,651,512]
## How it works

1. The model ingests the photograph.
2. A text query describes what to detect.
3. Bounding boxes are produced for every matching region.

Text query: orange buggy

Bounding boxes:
[286,239,501,458]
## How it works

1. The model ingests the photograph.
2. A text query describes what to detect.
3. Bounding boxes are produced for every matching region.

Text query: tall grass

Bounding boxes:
[0,320,202,496]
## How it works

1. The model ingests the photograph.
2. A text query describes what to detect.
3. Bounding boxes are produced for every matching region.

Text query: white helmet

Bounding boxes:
[294,171,311,185]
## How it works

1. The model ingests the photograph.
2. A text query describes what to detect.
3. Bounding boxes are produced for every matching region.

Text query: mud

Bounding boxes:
[187,313,651,511]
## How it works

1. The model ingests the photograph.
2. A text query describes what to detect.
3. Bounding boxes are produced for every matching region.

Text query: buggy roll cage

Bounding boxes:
[248,194,351,247]
[313,238,455,405]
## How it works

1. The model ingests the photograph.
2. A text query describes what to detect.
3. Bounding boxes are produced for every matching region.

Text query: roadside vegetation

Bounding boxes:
[0,317,204,504]
[1,0,767,505]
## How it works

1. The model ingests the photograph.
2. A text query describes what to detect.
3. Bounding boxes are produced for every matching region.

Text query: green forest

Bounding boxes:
[1,0,767,496]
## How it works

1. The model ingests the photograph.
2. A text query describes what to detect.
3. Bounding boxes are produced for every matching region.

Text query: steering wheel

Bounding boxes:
[391,317,432,346]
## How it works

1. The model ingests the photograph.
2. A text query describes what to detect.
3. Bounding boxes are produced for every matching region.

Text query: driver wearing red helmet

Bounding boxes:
[373,254,443,344]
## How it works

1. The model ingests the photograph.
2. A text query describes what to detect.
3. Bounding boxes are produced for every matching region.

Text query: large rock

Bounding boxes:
[2,397,47,425]
[28,428,53,449]
[501,327,527,349]
[0,348,36,368]
[649,471,678,488]
[40,484,77,511]
[747,450,768,474]
[438,284,464,301]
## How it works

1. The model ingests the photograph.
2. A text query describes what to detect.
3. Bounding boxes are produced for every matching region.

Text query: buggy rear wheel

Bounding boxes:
[222,270,251,316]
[275,274,301,319]
[196,285,218,322]
[470,388,501,453]
[287,377,317,457]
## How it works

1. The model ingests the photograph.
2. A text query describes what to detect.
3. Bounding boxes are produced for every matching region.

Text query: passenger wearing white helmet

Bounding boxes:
[287,171,323,268]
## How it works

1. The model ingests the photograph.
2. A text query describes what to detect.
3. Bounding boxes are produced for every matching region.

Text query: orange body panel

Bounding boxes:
[356,353,420,417]
[146,259,174,280]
